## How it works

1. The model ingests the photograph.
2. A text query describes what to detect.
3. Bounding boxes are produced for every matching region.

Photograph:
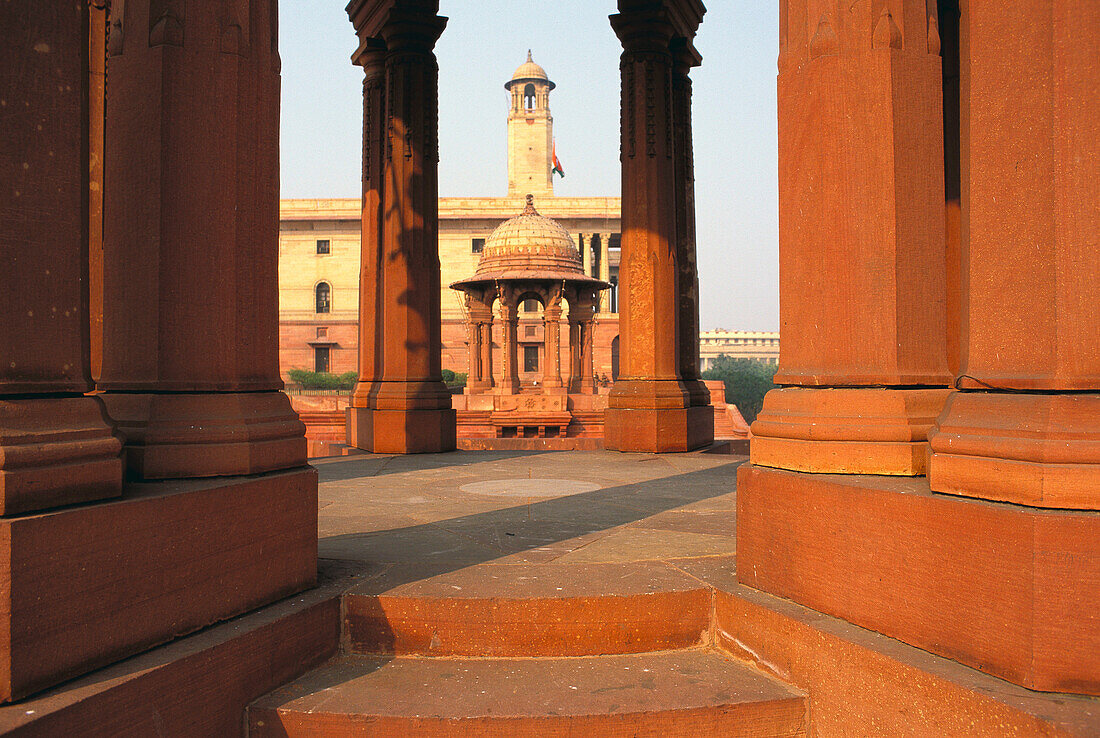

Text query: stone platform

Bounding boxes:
[2,451,1097,735]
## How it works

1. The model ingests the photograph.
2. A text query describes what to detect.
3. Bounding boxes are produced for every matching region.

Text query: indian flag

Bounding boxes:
[552,140,565,178]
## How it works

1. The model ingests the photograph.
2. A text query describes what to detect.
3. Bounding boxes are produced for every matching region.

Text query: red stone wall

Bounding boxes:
[280,321,360,381]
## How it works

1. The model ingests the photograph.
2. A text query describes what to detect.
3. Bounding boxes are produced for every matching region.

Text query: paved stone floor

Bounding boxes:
[313,449,745,596]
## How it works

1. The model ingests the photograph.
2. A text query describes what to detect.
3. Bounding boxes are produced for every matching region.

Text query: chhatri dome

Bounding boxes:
[452,195,606,286]
[505,50,555,91]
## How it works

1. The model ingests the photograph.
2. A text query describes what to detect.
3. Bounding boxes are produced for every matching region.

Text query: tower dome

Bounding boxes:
[505,50,555,91]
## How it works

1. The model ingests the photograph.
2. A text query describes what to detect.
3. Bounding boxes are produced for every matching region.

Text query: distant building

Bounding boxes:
[698,329,780,369]
[278,54,621,383]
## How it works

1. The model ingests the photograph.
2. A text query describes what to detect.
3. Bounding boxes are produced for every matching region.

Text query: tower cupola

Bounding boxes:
[504,52,556,197]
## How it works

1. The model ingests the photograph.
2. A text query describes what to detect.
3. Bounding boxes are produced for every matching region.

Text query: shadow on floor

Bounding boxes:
[312,450,556,483]
[320,460,744,593]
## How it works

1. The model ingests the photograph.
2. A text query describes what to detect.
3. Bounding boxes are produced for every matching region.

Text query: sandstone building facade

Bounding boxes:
[698,329,780,368]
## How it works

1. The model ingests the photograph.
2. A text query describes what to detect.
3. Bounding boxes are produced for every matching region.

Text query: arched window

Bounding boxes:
[315,282,331,313]
[524,83,536,110]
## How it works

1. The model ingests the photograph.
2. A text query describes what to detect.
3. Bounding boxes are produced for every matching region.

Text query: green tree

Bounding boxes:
[700,356,778,424]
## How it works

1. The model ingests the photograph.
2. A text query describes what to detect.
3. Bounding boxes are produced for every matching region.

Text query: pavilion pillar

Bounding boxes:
[347,45,386,449]
[581,233,593,277]
[100,0,305,478]
[543,289,565,393]
[466,319,481,388]
[346,0,455,453]
[597,233,613,313]
[670,44,711,412]
[604,0,712,452]
[928,3,1100,509]
[463,291,494,395]
[480,319,495,392]
[499,300,521,394]
[581,318,597,394]
[568,302,597,395]
[0,1,122,515]
[566,320,580,392]
[749,0,952,474]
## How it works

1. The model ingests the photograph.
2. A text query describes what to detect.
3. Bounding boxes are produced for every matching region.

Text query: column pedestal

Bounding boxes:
[752,387,952,475]
[930,394,1100,509]
[605,405,715,454]
[101,392,306,479]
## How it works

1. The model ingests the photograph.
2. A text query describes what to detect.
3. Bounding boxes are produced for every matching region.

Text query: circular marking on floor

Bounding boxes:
[459,479,601,498]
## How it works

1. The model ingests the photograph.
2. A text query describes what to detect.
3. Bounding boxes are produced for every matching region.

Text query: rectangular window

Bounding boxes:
[316,239,330,254]
[522,298,538,313]
[525,325,537,337]
[523,345,539,373]
[316,327,328,338]
[314,346,330,373]
[471,238,485,253]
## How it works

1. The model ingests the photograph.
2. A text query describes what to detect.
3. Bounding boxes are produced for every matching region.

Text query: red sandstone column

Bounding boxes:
[101,0,305,479]
[89,3,107,383]
[0,2,122,514]
[750,0,952,475]
[604,0,711,452]
[566,319,580,392]
[347,1,455,453]
[543,289,565,393]
[463,291,494,395]
[466,319,480,388]
[928,3,1100,508]
[581,318,597,395]
[347,44,386,450]
[480,319,495,392]
[597,234,612,312]
[499,299,521,394]
[670,40,712,415]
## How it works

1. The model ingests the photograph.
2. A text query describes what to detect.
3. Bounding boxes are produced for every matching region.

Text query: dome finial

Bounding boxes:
[527,49,533,62]
[523,194,538,215]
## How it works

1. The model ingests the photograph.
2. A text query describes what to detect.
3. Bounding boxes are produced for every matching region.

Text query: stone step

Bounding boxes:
[343,561,713,658]
[248,649,808,737]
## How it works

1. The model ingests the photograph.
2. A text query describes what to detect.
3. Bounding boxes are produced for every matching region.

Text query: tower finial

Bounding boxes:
[523,194,538,215]
[527,49,533,62]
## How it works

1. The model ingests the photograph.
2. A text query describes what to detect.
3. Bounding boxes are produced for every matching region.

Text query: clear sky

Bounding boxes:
[279,2,779,331]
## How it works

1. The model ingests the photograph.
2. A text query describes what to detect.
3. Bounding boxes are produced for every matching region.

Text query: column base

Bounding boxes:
[750,387,952,475]
[736,463,1100,695]
[929,392,1100,509]
[346,407,456,454]
[0,396,121,515]
[0,467,317,702]
[604,405,714,453]
[685,378,712,407]
[100,392,306,479]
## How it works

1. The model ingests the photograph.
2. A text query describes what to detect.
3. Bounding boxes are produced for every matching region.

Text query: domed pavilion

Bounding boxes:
[451,195,610,441]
